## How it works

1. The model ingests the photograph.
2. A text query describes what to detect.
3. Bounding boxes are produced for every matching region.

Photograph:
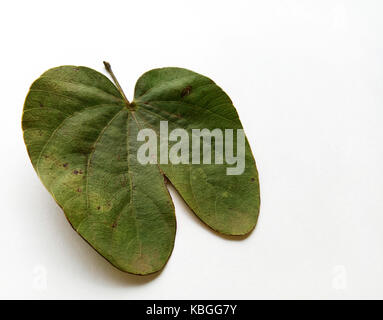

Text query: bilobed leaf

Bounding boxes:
[22,64,260,275]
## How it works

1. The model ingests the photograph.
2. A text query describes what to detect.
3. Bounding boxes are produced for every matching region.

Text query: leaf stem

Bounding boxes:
[103,61,130,105]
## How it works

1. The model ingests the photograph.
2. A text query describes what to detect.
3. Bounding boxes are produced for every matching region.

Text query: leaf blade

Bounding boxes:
[23,66,176,275]
[134,67,260,235]
[23,65,260,275]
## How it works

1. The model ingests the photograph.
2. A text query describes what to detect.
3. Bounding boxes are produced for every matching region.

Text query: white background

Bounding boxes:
[0,0,382,299]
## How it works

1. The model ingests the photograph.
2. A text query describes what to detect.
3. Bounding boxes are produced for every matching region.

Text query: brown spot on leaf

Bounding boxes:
[181,86,192,98]
[73,170,79,175]
[97,206,101,210]
[77,188,82,193]
[112,222,117,228]
[63,163,68,168]
[251,177,255,182]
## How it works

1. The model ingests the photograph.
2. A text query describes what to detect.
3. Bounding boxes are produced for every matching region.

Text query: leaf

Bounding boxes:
[22,63,260,275]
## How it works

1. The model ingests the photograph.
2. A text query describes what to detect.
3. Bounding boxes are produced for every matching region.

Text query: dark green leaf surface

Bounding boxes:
[22,65,260,275]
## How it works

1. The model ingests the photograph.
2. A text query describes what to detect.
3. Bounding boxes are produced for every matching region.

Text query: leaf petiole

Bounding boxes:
[103,61,130,106]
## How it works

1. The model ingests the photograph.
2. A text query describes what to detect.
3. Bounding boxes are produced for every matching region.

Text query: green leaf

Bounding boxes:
[22,63,260,275]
